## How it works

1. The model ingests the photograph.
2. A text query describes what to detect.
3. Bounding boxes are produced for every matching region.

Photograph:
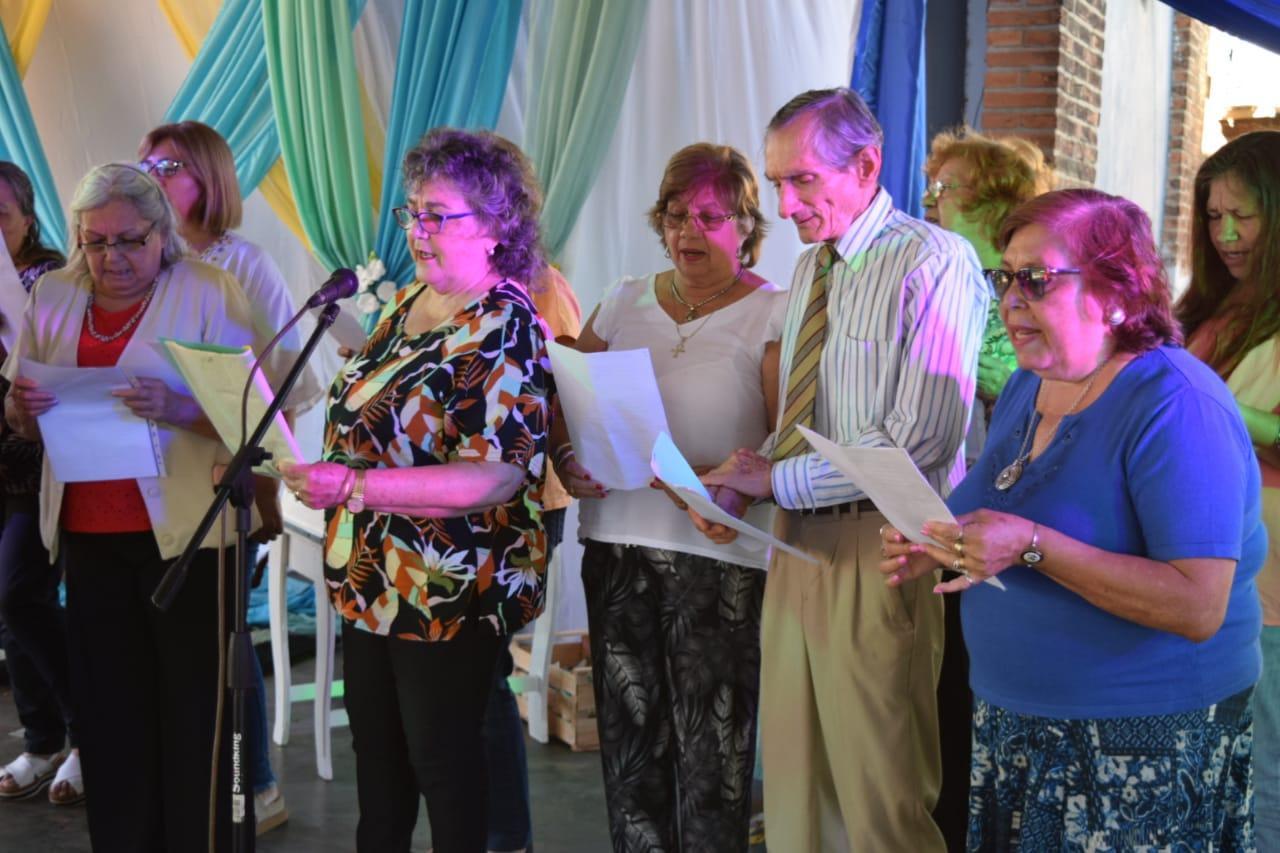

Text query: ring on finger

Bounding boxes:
[953,539,965,556]
[878,524,888,537]
[951,557,964,572]
[963,571,976,587]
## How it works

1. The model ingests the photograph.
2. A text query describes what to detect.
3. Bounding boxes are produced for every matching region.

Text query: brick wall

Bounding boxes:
[981,0,1106,187]
[1161,13,1209,284]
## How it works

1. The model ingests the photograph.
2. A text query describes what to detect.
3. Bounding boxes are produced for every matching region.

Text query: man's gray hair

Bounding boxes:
[66,163,187,279]
[767,88,884,170]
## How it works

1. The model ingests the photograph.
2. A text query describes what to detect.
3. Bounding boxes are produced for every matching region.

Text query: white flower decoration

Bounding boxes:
[375,280,397,302]
[355,257,387,293]
[356,292,381,315]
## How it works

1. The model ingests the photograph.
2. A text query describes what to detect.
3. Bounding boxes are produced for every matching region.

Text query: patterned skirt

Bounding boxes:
[969,689,1255,851]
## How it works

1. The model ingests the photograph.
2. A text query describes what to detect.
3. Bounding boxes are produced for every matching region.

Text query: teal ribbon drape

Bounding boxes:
[166,0,364,200]
[0,19,65,251]
[263,0,373,272]
[372,0,521,290]
[524,0,648,259]
[163,0,279,197]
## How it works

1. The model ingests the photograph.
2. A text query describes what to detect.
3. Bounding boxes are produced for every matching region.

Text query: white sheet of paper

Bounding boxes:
[0,238,26,352]
[547,341,671,490]
[20,359,163,482]
[161,339,303,477]
[649,432,818,565]
[798,425,1006,590]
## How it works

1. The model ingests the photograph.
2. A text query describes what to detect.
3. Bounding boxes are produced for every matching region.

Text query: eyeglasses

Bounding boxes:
[983,267,1081,301]
[924,179,966,200]
[79,227,154,255]
[138,158,185,179]
[393,206,475,234]
[661,210,736,232]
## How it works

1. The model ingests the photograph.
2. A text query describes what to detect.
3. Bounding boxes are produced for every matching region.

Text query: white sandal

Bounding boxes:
[0,752,63,800]
[48,750,85,806]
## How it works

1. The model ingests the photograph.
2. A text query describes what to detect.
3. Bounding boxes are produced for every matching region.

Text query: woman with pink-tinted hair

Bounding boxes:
[881,189,1262,849]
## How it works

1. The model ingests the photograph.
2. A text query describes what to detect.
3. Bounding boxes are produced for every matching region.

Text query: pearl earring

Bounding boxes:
[1107,307,1126,326]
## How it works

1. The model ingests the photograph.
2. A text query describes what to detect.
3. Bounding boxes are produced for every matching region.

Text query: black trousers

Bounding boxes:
[934,591,973,853]
[343,621,503,853]
[581,540,766,853]
[63,532,235,853]
[0,501,74,754]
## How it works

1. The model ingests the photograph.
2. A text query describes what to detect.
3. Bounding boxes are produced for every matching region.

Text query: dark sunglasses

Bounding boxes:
[983,267,1080,301]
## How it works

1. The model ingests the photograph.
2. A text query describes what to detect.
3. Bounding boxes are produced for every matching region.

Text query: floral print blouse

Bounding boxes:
[322,279,552,642]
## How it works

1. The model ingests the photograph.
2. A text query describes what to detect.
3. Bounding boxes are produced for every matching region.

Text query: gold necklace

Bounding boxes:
[669,266,743,321]
[84,280,159,344]
[994,355,1111,491]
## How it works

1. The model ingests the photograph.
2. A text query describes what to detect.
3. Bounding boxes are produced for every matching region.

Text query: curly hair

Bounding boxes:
[997,189,1180,354]
[645,143,769,267]
[402,129,545,284]
[138,121,243,234]
[66,163,188,281]
[1176,131,1280,376]
[0,161,65,271]
[924,127,1054,241]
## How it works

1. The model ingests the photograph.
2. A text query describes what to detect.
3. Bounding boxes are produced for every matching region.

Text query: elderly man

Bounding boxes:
[700,88,988,850]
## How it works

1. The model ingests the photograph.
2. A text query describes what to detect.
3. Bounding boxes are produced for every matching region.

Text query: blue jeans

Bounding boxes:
[482,507,565,851]
[1256,626,1280,851]
[243,543,275,793]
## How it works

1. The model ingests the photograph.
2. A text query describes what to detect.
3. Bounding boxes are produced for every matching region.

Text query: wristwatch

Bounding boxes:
[1020,523,1044,566]
[346,469,367,513]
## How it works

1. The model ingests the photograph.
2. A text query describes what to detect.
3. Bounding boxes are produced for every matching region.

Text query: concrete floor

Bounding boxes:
[0,641,613,852]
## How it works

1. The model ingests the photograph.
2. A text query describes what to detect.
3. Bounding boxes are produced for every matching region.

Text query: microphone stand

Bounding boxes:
[152,301,342,853]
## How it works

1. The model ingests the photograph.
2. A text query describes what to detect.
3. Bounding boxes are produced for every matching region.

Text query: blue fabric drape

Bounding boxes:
[852,0,927,219]
[1163,1,1280,55]
[0,20,65,251]
[372,0,521,289]
[165,0,366,198]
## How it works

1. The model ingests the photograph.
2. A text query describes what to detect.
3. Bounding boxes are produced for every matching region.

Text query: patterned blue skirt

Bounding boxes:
[969,689,1254,851]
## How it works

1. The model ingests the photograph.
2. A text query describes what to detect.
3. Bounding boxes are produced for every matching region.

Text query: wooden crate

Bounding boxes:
[510,631,598,752]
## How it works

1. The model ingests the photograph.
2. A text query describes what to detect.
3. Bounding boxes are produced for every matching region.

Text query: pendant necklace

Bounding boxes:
[671,314,714,357]
[669,266,743,322]
[994,355,1111,491]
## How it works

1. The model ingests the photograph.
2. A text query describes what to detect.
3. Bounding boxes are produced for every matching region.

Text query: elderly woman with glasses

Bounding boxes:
[548,142,786,852]
[3,163,255,850]
[279,129,551,853]
[880,189,1263,850]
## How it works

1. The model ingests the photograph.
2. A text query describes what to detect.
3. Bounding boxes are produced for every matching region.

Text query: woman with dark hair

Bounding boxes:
[0,161,75,804]
[550,142,785,851]
[280,128,552,853]
[1179,129,1280,847]
[4,162,255,850]
[881,189,1262,849]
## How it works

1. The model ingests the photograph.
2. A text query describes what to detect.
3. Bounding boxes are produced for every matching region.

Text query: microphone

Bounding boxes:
[304,268,359,308]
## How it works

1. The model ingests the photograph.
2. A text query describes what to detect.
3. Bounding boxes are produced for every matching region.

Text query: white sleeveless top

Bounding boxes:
[577,274,788,568]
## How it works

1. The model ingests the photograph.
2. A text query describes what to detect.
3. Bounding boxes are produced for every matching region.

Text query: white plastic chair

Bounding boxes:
[267,492,344,780]
[506,546,561,742]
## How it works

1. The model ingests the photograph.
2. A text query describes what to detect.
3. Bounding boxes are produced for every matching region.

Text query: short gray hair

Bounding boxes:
[767,88,884,170]
[66,163,187,280]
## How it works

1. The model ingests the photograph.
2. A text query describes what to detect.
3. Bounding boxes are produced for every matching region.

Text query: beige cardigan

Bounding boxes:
[1,261,256,559]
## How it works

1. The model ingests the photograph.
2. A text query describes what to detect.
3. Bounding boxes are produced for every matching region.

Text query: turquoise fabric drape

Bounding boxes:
[163,0,278,198]
[0,19,65,251]
[524,0,648,259]
[263,0,373,272]
[372,0,521,289]
[166,0,365,201]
